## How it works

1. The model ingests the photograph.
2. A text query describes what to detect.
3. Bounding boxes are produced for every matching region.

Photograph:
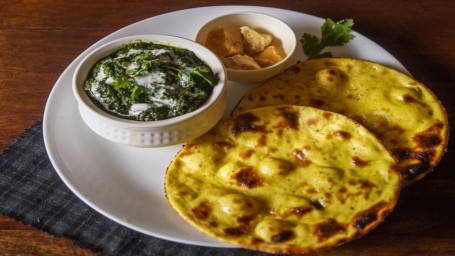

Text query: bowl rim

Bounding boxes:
[72,34,227,128]
[195,11,297,73]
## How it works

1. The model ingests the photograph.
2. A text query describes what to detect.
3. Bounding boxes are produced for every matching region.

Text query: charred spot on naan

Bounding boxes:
[313,218,346,243]
[231,112,267,136]
[391,121,445,181]
[192,201,213,220]
[352,200,395,234]
[233,166,264,189]
[275,106,300,130]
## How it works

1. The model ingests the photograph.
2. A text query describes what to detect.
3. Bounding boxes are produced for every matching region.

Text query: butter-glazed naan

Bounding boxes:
[165,105,401,254]
[233,58,448,184]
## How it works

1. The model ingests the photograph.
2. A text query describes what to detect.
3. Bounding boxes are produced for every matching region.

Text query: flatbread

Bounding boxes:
[165,105,401,254]
[233,58,448,184]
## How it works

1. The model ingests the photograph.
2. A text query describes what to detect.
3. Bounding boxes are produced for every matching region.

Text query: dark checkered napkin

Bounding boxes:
[0,120,271,256]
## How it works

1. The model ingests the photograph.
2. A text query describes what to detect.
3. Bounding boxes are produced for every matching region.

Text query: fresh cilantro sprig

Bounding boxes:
[112,77,145,103]
[112,76,131,90]
[190,66,218,86]
[167,65,218,88]
[301,18,355,59]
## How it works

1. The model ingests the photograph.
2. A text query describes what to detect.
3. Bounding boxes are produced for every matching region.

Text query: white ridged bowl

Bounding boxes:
[72,35,227,147]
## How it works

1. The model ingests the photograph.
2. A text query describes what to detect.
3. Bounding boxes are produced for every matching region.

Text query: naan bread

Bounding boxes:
[233,58,448,184]
[165,105,401,254]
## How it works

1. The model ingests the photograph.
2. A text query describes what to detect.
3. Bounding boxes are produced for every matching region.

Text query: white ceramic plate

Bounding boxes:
[43,6,408,248]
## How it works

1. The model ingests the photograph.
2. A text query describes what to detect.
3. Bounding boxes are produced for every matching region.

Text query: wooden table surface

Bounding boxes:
[1,0,454,255]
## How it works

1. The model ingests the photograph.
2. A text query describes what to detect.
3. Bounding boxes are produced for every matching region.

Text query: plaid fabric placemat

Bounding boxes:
[0,120,274,256]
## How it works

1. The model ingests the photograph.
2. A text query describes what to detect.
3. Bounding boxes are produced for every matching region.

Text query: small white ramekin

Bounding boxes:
[195,12,297,83]
[72,35,227,147]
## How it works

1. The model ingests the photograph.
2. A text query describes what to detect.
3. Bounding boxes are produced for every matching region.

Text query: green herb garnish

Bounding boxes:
[301,18,355,59]
[190,66,217,86]
[112,77,131,90]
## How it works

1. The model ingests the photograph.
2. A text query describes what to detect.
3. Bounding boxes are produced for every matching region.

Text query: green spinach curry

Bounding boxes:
[84,41,219,121]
